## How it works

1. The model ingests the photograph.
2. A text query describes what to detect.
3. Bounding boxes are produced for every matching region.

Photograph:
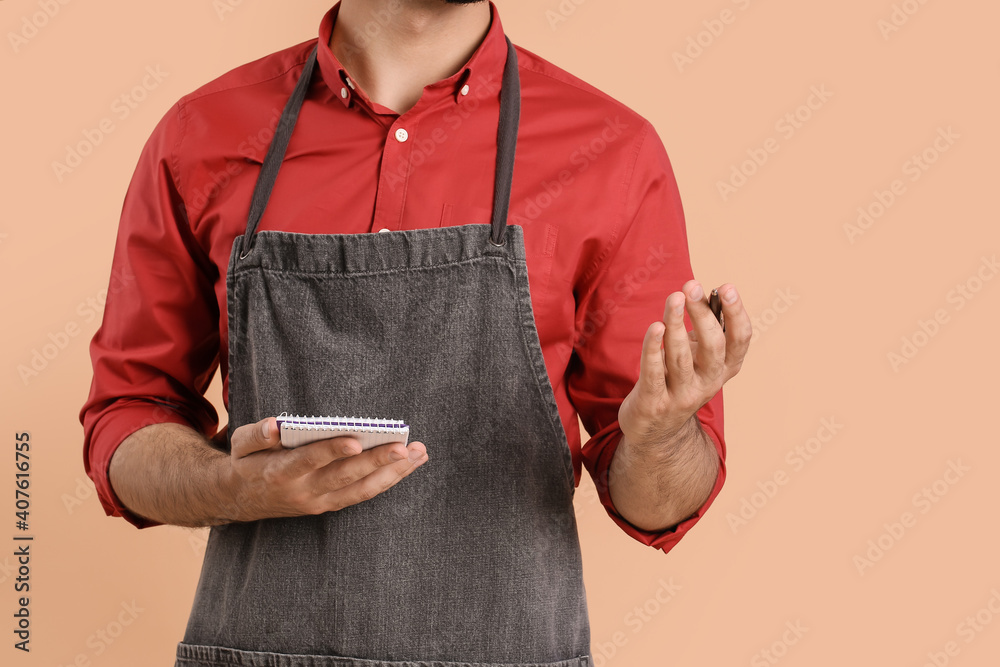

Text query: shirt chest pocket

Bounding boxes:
[439,202,492,227]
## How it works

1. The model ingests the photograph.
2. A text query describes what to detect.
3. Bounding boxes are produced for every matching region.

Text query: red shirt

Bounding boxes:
[80,0,726,553]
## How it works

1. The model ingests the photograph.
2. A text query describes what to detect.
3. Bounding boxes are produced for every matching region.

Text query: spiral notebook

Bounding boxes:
[276,413,410,449]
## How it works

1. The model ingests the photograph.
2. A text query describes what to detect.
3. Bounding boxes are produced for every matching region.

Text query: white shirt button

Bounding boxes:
[345,77,355,90]
[460,84,470,96]
[340,87,348,99]
[395,128,409,143]
[377,228,391,233]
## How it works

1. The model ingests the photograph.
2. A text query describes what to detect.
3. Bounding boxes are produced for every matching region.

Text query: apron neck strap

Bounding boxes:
[239,36,521,260]
[489,35,519,247]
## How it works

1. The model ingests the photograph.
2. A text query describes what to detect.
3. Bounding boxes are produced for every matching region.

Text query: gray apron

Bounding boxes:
[176,37,592,667]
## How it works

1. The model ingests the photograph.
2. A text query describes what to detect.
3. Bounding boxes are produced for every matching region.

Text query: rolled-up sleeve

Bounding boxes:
[569,120,726,554]
[79,100,222,529]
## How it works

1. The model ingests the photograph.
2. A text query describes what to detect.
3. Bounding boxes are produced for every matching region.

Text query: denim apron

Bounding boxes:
[175,37,592,667]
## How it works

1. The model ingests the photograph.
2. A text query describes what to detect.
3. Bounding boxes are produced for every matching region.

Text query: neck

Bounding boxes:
[331,0,491,114]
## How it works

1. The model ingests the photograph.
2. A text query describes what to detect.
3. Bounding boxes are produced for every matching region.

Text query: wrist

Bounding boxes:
[213,454,253,525]
[620,412,698,459]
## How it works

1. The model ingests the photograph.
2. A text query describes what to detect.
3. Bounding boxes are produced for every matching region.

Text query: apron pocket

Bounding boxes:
[176,643,591,667]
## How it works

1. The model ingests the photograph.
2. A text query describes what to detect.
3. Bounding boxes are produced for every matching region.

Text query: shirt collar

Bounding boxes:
[316,0,507,114]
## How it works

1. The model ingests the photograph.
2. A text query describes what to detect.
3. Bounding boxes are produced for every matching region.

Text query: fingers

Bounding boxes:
[280,435,367,480]
[231,417,282,458]
[637,320,667,398]
[323,443,428,511]
[661,291,694,387]
[228,419,432,518]
[312,442,429,510]
[682,280,726,379]
[312,441,426,491]
[716,283,753,381]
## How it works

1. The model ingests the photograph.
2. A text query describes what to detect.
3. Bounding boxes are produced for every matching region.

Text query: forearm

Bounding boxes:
[608,414,720,532]
[108,422,243,528]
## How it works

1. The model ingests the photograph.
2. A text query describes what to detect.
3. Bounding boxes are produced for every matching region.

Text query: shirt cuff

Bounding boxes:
[84,402,195,529]
[583,417,726,554]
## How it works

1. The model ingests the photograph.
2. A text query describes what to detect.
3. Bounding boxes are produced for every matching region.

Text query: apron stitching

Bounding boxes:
[224,272,241,445]
[179,646,592,666]
[507,259,575,487]
[229,251,513,279]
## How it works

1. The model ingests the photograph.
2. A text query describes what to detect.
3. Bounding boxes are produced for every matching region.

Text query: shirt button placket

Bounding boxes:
[374,122,412,234]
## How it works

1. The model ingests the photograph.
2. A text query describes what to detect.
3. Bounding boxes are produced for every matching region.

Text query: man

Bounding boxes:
[80,1,750,665]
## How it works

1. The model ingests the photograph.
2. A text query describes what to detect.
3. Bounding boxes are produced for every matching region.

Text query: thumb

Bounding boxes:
[637,320,667,398]
[232,416,281,459]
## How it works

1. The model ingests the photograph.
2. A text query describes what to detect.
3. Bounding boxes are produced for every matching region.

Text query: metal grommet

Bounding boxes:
[488,235,506,247]
[238,239,255,260]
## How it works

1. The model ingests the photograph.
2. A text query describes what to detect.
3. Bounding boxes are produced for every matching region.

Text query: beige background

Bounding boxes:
[3,0,999,665]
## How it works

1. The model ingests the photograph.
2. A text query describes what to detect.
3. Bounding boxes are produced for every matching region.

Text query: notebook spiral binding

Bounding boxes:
[276,413,409,432]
